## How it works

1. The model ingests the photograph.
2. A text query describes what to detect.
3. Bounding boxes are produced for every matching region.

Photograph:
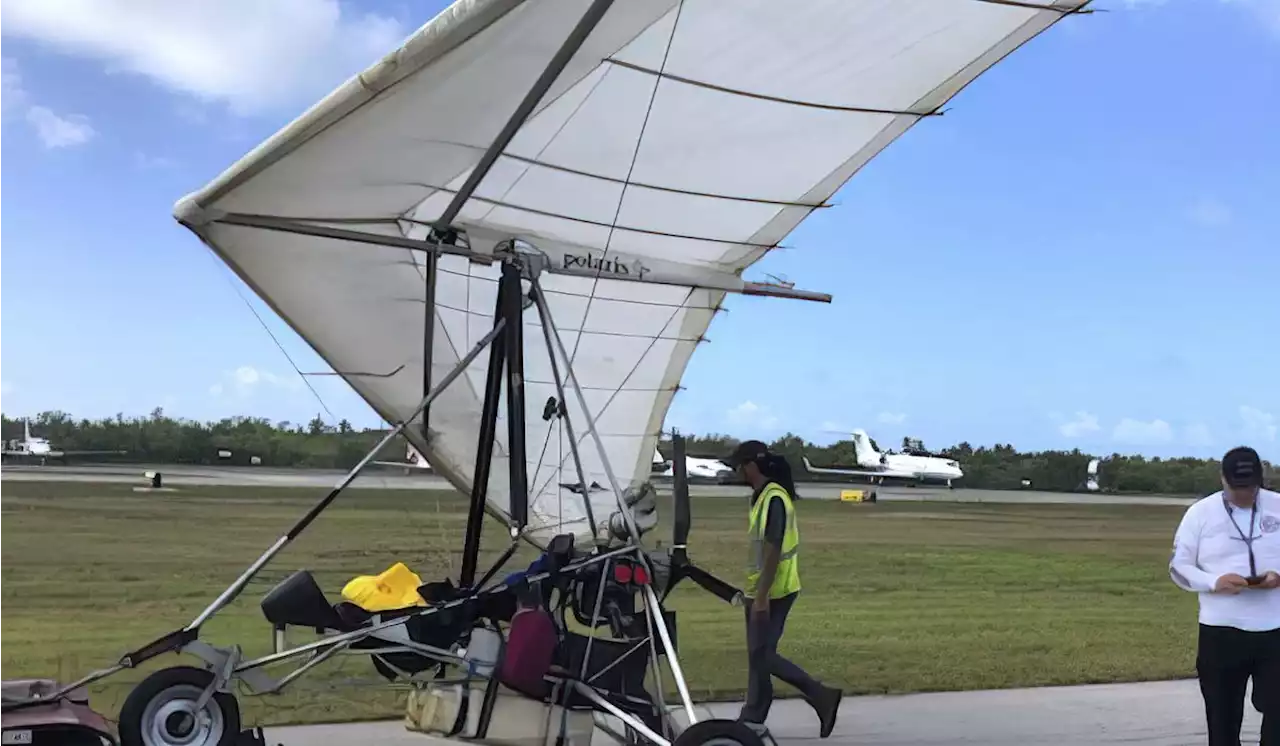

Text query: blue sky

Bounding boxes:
[2,0,1277,459]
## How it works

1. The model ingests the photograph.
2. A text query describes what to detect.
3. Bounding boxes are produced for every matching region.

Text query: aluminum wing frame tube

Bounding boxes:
[530,283,596,537]
[433,0,618,230]
[460,274,510,589]
[421,249,438,438]
[530,272,701,726]
[206,215,832,304]
[187,318,507,632]
[528,274,639,544]
[644,584,698,725]
[502,260,530,532]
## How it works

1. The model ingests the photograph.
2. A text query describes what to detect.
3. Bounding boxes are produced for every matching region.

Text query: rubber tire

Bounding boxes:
[118,666,241,746]
[673,719,766,746]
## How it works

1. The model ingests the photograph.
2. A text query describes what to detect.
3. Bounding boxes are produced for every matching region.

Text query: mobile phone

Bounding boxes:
[1246,575,1265,586]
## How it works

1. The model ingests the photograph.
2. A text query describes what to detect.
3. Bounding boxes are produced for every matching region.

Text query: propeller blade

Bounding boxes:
[681,563,744,606]
[671,431,691,552]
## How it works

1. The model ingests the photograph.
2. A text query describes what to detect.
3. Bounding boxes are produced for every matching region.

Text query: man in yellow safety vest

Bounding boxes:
[727,440,842,737]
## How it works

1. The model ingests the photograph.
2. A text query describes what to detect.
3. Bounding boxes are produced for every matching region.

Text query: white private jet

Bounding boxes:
[802,428,964,488]
[2,419,126,465]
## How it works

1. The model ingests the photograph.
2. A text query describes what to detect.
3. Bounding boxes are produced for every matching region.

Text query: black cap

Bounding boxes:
[1223,446,1264,488]
[727,440,770,468]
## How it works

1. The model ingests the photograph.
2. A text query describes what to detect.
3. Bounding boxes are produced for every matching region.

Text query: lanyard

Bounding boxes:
[1224,497,1259,577]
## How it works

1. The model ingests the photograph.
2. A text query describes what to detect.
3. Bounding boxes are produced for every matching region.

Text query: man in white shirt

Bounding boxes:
[1170,446,1280,745]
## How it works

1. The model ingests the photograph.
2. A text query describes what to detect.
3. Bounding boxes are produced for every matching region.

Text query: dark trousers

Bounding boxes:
[1198,623,1280,745]
[740,591,825,723]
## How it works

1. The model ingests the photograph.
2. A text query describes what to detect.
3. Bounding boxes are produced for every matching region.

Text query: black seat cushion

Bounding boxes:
[260,570,344,630]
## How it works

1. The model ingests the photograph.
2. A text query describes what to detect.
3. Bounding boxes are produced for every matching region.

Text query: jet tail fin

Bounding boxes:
[851,430,882,469]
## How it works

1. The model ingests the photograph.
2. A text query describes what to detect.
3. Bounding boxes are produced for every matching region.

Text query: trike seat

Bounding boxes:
[260,569,389,631]
[260,569,489,680]
[260,570,479,646]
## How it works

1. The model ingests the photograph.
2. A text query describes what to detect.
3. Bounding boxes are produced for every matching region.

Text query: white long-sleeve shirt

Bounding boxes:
[1170,488,1280,631]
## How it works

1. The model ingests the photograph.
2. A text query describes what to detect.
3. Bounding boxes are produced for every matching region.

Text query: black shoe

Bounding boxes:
[812,686,842,738]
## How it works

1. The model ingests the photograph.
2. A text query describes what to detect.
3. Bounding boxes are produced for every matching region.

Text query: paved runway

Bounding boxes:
[0,462,1196,506]
[264,679,1248,746]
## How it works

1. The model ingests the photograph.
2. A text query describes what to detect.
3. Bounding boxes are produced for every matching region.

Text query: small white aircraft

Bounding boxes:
[2,419,126,465]
[802,428,964,488]
[372,443,433,473]
[1085,458,1101,492]
[653,448,735,483]
[652,447,670,474]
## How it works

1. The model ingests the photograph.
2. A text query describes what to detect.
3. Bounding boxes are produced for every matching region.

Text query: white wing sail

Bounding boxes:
[175,0,1084,546]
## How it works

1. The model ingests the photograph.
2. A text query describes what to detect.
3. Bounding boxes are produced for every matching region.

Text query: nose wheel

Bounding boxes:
[118,666,240,746]
[674,720,767,746]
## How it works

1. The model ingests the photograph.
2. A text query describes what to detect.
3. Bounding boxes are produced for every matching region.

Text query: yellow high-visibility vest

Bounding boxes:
[746,481,801,599]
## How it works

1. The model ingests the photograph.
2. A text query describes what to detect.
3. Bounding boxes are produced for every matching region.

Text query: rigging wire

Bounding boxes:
[563,0,687,373]
[527,1,688,504]
[203,249,337,420]
[531,289,690,500]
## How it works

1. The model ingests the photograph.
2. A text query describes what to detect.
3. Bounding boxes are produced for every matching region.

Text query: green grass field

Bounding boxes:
[1,480,1199,727]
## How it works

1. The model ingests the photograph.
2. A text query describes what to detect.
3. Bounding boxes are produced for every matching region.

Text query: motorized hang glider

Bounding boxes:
[171,0,1088,548]
[0,2,1089,746]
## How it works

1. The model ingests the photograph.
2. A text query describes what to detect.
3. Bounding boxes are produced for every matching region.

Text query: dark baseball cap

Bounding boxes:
[1222,446,1264,488]
[727,440,770,468]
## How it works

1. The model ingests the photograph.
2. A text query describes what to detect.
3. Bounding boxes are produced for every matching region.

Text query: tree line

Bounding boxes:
[1,410,403,469]
[3,410,1271,496]
[665,433,1273,497]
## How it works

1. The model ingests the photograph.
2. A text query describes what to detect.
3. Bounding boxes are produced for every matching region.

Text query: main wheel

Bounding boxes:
[118,666,240,746]
[673,719,766,746]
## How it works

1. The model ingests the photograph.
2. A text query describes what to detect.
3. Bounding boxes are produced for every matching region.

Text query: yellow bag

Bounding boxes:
[341,562,427,612]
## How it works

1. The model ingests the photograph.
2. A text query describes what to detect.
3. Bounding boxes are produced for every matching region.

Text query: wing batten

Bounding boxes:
[602,58,946,117]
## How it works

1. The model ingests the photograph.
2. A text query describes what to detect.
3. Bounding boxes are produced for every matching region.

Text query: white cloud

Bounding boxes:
[2,58,27,119]
[1118,0,1280,37]
[1240,405,1278,442]
[0,0,407,115]
[133,152,178,169]
[3,58,96,148]
[1059,411,1101,438]
[726,400,778,431]
[210,366,302,398]
[234,366,262,387]
[1188,196,1233,227]
[1184,423,1214,447]
[1112,418,1175,445]
[877,412,908,425]
[1221,0,1280,37]
[25,105,95,148]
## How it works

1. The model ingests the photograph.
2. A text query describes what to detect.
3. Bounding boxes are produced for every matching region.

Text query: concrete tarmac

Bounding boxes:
[264,679,1250,746]
[0,462,1196,506]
